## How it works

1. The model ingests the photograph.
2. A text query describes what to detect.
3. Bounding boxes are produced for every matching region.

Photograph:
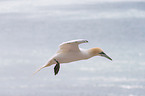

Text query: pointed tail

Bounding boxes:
[33,61,51,75]
[33,66,46,75]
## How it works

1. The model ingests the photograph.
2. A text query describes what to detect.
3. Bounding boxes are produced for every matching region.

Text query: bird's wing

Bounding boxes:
[57,39,88,53]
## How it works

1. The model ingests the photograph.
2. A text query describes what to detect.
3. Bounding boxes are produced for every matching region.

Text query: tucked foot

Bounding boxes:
[54,59,60,75]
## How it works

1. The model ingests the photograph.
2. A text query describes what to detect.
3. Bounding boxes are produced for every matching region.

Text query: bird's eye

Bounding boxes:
[99,52,105,55]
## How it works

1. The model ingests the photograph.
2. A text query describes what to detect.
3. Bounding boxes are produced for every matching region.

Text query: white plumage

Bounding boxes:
[34,39,112,75]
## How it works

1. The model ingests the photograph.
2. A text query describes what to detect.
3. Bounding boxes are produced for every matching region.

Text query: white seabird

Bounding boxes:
[34,39,112,75]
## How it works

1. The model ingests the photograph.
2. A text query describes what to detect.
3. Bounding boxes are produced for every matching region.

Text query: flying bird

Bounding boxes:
[34,39,112,75]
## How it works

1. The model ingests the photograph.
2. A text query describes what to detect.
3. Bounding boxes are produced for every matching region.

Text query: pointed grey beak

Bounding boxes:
[99,52,112,61]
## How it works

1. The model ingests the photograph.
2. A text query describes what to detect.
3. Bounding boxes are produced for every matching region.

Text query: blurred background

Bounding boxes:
[0,0,145,96]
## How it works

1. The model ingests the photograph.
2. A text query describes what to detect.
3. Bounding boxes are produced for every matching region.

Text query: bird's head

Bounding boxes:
[89,47,112,61]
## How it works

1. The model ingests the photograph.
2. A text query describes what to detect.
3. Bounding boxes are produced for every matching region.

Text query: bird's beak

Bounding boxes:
[100,52,112,61]
[103,53,112,61]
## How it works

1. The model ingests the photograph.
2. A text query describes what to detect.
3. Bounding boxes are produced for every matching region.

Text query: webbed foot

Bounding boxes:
[54,59,60,75]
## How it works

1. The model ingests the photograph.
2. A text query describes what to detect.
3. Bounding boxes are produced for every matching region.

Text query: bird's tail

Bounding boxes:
[33,62,51,75]
[33,66,46,75]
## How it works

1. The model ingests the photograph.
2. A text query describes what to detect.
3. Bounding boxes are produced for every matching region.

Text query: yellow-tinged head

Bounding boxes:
[88,47,112,61]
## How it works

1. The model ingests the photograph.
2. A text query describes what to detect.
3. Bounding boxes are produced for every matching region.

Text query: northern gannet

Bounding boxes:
[34,39,112,75]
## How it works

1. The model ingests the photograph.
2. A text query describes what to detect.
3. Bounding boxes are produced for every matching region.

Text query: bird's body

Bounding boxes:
[47,49,90,65]
[34,39,112,75]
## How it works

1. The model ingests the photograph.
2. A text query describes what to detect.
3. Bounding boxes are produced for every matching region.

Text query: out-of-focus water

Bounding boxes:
[0,0,145,96]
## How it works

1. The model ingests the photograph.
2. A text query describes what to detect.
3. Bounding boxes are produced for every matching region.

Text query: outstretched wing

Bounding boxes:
[57,39,88,53]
